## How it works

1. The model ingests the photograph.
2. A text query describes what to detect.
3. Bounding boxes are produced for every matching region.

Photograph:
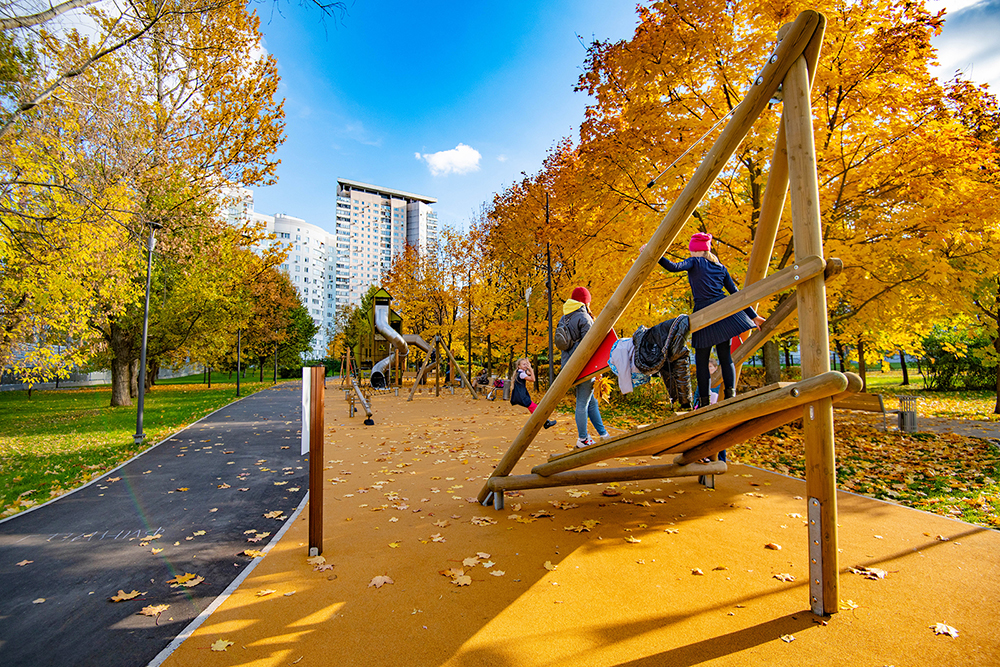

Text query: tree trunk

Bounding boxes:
[259,357,264,382]
[129,358,139,398]
[783,342,791,368]
[994,336,1000,415]
[486,333,492,376]
[835,341,846,373]
[857,338,867,391]
[533,354,540,392]
[899,349,910,386]
[147,359,158,389]
[109,322,134,407]
[763,339,781,384]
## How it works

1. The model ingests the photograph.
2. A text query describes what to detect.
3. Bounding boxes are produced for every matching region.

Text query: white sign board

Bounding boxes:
[301,367,311,456]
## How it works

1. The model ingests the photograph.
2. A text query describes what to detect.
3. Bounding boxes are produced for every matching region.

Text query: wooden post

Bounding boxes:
[408,352,433,402]
[443,344,479,400]
[478,10,825,504]
[308,366,325,556]
[434,337,442,397]
[785,51,838,616]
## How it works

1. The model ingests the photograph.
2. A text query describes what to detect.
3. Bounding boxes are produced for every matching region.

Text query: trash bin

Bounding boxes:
[898,395,917,432]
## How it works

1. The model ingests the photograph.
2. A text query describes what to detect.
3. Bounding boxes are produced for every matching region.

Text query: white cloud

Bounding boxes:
[497,154,508,163]
[416,143,482,176]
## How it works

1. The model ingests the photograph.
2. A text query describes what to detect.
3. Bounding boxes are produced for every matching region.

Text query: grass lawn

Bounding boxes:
[0,374,274,518]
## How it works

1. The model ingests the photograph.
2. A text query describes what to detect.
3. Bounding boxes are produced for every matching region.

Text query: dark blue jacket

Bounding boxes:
[659,256,757,319]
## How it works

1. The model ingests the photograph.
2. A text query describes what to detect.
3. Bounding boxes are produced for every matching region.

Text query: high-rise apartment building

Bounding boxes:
[235,180,438,358]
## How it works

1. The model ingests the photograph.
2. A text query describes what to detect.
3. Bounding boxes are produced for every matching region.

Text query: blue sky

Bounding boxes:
[249,0,1000,233]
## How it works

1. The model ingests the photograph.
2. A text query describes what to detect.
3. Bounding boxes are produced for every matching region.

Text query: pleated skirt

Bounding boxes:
[691,309,756,349]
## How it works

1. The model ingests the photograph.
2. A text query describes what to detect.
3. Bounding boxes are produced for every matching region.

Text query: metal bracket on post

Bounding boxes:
[808,497,823,615]
[493,490,504,511]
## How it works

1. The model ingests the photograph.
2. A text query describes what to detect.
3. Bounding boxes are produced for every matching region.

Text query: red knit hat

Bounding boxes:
[571,286,591,304]
[689,232,712,252]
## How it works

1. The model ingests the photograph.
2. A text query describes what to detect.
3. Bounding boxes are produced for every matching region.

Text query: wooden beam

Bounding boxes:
[785,48,838,616]
[532,371,847,477]
[689,254,824,333]
[478,10,825,504]
[443,343,479,400]
[712,258,842,387]
[488,460,728,492]
[407,353,433,402]
[676,372,863,465]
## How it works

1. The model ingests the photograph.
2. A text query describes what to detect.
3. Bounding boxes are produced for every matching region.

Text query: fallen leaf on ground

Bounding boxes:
[453,575,472,586]
[176,488,188,492]
[544,561,557,571]
[210,639,234,652]
[306,555,326,566]
[625,536,641,543]
[110,589,145,602]
[32,598,45,604]
[849,566,887,580]
[167,573,204,588]
[567,489,589,498]
[692,568,704,575]
[242,549,265,558]
[774,573,795,582]
[931,622,958,638]
[368,575,394,589]
[490,570,505,577]
[16,560,32,566]
[840,599,858,610]
[191,530,206,537]
[764,542,782,550]
[781,634,795,643]
[388,542,401,549]
[471,516,497,526]
[151,548,163,554]
[256,589,277,597]
[138,604,169,617]
[463,556,480,567]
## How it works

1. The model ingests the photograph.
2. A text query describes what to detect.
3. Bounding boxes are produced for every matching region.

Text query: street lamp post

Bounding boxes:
[524,286,532,360]
[236,328,242,397]
[134,220,163,446]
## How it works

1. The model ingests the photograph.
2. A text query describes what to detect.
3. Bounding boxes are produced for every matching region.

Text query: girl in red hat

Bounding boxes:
[649,232,764,408]
[558,286,609,448]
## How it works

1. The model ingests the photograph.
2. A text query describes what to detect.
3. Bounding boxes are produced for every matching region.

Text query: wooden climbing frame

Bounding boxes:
[478,10,844,616]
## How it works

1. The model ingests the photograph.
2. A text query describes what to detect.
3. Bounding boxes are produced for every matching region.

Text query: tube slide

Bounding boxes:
[371,303,408,388]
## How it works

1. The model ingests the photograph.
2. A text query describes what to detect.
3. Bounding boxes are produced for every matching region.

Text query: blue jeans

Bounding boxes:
[575,379,607,439]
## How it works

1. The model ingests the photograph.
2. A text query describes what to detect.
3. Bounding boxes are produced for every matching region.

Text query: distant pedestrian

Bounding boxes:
[557,287,609,448]
[510,358,556,428]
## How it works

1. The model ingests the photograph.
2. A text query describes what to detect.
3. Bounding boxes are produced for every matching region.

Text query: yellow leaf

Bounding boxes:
[110,589,145,602]
[138,604,169,616]
[210,639,234,652]
[256,589,277,597]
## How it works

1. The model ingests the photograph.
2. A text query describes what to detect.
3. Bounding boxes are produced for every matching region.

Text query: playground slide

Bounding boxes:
[371,303,408,388]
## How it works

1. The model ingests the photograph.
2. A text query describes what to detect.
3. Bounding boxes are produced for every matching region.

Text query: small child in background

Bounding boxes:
[707,360,720,405]
[510,358,556,429]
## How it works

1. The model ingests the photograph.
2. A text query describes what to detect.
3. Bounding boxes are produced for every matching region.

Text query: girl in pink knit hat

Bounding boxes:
[646,232,764,408]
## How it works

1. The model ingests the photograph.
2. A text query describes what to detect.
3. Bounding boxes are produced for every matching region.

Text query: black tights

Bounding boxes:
[695,343,735,404]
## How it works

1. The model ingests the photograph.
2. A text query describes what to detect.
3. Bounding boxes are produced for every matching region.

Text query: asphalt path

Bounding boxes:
[0,382,309,667]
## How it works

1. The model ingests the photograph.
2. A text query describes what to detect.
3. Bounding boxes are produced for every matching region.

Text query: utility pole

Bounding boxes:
[546,193,554,387]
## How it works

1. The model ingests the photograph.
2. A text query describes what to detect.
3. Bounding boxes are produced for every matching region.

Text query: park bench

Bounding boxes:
[833,392,895,431]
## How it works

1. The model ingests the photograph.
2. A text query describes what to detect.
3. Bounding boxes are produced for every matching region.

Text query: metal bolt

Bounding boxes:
[755,76,764,85]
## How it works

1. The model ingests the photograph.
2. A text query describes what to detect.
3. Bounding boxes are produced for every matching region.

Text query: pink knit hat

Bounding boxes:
[689,232,712,252]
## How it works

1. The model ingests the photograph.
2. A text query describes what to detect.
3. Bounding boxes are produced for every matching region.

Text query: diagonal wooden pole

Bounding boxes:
[478,10,825,503]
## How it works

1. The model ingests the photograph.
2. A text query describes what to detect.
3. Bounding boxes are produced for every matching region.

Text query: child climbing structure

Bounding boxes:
[478,10,852,617]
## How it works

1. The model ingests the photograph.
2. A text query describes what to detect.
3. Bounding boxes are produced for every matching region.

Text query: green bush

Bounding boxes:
[921,326,997,391]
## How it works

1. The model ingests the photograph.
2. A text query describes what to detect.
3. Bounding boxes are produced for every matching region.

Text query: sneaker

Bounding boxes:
[598,432,611,442]
[574,437,594,449]
[544,419,557,429]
